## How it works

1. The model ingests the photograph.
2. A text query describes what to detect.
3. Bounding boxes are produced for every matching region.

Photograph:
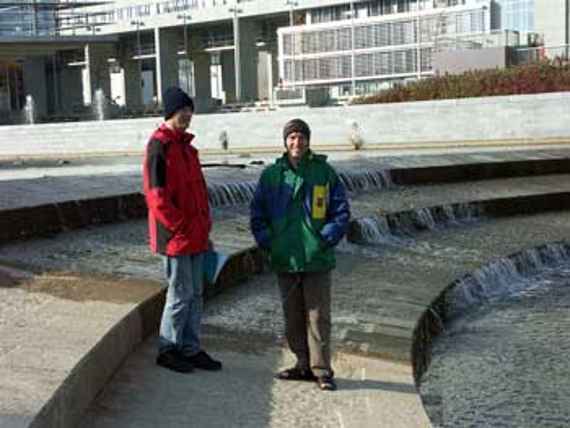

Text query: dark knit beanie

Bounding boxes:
[283,118,311,145]
[163,86,194,120]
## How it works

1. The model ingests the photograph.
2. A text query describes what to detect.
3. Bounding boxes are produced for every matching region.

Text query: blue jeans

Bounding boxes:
[159,253,204,356]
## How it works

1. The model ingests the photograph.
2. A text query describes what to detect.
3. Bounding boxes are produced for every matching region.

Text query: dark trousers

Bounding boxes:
[277,270,332,377]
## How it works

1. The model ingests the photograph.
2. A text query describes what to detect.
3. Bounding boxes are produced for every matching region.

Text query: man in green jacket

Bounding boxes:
[250,119,350,391]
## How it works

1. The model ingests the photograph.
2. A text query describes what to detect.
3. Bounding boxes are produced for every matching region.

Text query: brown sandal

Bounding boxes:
[275,367,317,381]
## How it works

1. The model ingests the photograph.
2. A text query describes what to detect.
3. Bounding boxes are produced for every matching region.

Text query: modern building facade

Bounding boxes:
[278,0,491,97]
[0,0,568,122]
[535,0,570,47]
[492,0,535,32]
[0,1,116,123]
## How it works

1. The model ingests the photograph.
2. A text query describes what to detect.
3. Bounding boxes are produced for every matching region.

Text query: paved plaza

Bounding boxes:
[1,145,570,428]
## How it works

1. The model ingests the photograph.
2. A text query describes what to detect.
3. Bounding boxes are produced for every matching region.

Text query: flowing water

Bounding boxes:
[93,88,107,121]
[352,202,482,245]
[420,261,570,428]
[3,165,570,427]
[23,95,36,125]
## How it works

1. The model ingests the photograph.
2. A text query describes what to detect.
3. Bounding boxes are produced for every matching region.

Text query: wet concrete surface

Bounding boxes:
[74,209,570,428]
[349,174,570,216]
[82,339,426,428]
[2,186,570,426]
[1,148,569,211]
[0,270,160,424]
[3,149,570,427]
[421,264,570,428]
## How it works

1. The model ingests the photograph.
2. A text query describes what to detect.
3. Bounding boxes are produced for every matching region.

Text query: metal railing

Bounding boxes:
[91,0,230,26]
[433,30,528,52]
[129,42,156,57]
[512,45,570,66]
[201,33,234,50]
[273,87,305,105]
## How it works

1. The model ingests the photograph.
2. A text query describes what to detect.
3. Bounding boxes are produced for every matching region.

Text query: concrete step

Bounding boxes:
[2,162,570,243]
[9,210,563,428]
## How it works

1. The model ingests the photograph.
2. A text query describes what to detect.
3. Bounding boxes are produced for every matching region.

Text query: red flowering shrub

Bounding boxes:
[352,61,570,105]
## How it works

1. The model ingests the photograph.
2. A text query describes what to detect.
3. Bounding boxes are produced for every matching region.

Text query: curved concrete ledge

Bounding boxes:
[3,157,570,244]
[21,229,570,428]
[389,158,570,186]
[5,157,570,427]
[28,246,264,428]
[0,193,146,242]
[411,241,570,387]
[29,285,165,428]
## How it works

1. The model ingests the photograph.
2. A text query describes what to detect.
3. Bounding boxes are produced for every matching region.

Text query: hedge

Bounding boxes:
[351,61,570,105]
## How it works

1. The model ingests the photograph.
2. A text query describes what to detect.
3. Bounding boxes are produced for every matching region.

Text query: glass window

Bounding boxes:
[494,0,535,32]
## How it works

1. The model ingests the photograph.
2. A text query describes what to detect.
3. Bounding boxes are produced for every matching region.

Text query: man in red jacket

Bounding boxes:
[143,87,221,373]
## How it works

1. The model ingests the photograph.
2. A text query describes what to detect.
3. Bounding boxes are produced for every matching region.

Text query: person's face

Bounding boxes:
[171,106,193,131]
[285,131,309,163]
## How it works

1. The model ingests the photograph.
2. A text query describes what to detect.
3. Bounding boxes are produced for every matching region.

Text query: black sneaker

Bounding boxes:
[317,375,337,391]
[186,350,222,371]
[156,350,194,373]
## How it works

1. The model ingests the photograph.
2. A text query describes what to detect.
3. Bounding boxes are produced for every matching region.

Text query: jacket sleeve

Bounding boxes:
[249,173,272,249]
[144,139,188,233]
[320,172,350,247]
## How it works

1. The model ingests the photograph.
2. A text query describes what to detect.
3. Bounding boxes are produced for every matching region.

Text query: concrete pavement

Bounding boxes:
[2,147,570,427]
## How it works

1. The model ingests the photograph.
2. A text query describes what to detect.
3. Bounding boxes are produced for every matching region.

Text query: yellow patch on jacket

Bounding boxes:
[312,185,327,219]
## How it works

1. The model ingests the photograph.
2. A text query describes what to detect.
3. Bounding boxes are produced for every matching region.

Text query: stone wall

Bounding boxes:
[1,92,569,157]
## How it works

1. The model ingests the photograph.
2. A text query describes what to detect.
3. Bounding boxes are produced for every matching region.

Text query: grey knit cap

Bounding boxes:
[283,118,311,144]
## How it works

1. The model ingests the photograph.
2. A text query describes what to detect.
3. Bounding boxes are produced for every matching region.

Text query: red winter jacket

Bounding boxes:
[143,124,211,256]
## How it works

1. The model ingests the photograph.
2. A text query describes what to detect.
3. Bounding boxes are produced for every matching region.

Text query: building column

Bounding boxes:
[59,65,83,115]
[85,43,114,104]
[237,19,260,102]
[22,57,48,119]
[121,38,143,111]
[256,48,278,103]
[155,27,179,105]
[192,51,212,113]
[221,50,235,103]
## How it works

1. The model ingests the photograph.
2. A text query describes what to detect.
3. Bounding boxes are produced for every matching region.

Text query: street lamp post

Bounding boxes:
[344,3,356,97]
[416,0,422,80]
[229,5,243,102]
[86,25,101,36]
[130,20,145,92]
[32,0,38,36]
[350,1,356,96]
[177,13,191,94]
[52,54,59,113]
[285,0,298,89]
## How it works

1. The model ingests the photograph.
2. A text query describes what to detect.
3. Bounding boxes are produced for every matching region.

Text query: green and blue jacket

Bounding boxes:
[250,151,350,273]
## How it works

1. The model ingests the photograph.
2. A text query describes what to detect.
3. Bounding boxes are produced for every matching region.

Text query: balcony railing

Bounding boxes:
[130,42,156,58]
[273,87,305,105]
[512,45,570,66]
[201,34,234,50]
[433,30,528,52]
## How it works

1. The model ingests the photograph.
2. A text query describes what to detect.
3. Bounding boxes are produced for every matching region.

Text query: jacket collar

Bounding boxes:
[276,149,314,170]
[156,123,195,146]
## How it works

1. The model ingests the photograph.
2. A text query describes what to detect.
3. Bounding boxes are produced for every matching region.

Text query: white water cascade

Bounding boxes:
[353,202,483,244]
[447,242,570,319]
[23,95,36,125]
[338,169,392,192]
[206,168,393,209]
[93,88,107,121]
